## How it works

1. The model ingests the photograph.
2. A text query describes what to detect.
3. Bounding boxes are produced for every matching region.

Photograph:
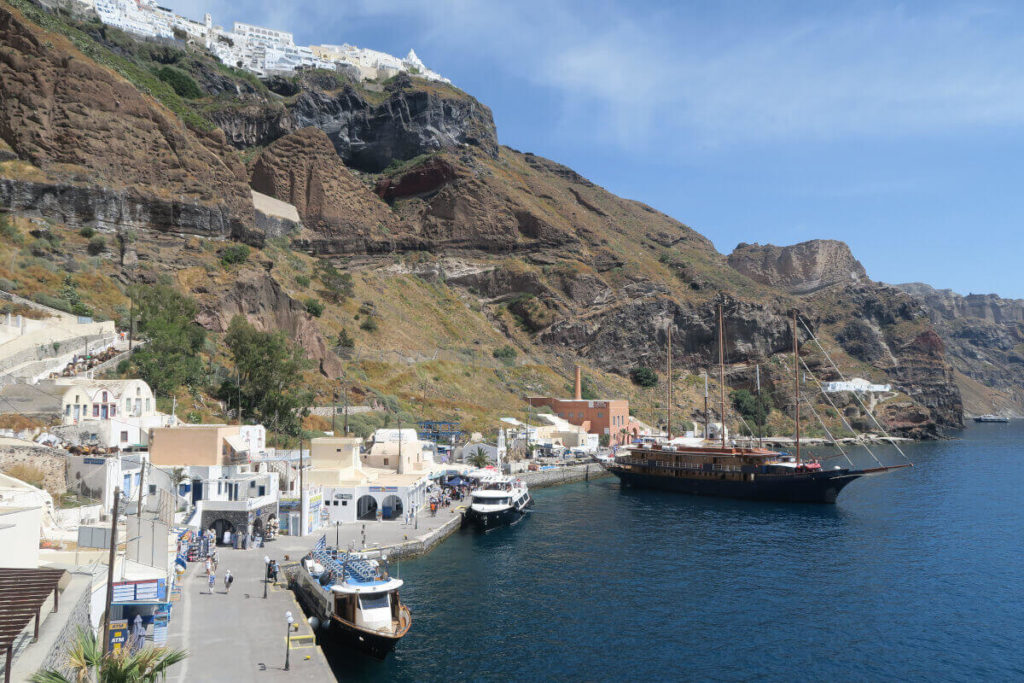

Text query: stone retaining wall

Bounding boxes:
[364,514,462,560]
[37,579,92,679]
[520,463,610,489]
[0,446,68,494]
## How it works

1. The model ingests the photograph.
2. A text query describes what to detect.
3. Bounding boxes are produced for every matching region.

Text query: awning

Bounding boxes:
[0,567,68,674]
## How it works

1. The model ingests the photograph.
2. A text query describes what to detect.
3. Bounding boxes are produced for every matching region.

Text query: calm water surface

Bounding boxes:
[331,423,1024,681]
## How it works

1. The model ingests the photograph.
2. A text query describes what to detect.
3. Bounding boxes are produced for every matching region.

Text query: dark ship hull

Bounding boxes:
[607,465,862,504]
[326,616,405,660]
[462,503,529,530]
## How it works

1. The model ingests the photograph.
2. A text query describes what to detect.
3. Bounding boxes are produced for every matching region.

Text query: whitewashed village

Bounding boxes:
[0,291,665,679]
[78,0,449,81]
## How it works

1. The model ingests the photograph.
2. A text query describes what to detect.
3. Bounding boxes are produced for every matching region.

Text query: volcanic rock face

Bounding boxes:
[0,5,253,228]
[896,283,1024,416]
[810,281,964,436]
[193,270,342,377]
[209,104,292,149]
[728,240,867,294]
[289,76,499,172]
[250,128,397,252]
[541,297,797,373]
[0,178,260,242]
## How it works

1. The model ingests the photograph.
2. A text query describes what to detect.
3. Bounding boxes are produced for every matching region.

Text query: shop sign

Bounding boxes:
[152,614,169,645]
[112,579,166,602]
[108,619,128,653]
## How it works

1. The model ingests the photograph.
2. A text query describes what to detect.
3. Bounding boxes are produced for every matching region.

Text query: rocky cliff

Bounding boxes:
[0,0,970,437]
[250,127,397,253]
[289,74,499,172]
[0,3,254,231]
[726,243,965,437]
[896,283,1024,416]
[728,240,867,294]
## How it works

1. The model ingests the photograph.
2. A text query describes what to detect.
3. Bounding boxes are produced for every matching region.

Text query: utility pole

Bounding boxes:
[136,460,145,522]
[343,385,349,435]
[298,439,305,536]
[236,369,241,425]
[128,291,134,352]
[102,487,120,655]
[332,390,337,435]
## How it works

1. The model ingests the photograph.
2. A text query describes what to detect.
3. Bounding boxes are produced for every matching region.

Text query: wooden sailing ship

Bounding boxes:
[603,305,909,504]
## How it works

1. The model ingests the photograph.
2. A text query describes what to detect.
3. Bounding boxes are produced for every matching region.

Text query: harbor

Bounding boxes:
[315,424,1024,681]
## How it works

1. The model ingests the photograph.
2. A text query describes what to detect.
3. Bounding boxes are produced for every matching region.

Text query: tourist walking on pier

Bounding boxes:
[208,570,216,594]
[224,570,234,593]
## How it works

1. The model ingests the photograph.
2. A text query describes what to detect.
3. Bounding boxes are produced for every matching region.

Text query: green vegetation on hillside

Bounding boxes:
[221,316,312,436]
[130,285,206,395]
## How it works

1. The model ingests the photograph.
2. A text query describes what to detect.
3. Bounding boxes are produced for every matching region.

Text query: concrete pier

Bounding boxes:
[163,507,466,681]
[164,536,332,682]
[521,463,611,489]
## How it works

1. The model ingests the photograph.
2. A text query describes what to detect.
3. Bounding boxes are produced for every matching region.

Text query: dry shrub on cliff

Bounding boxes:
[0,414,44,431]
[303,414,331,432]
[2,462,48,489]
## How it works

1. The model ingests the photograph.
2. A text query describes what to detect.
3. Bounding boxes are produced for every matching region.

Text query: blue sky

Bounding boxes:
[177,0,1024,298]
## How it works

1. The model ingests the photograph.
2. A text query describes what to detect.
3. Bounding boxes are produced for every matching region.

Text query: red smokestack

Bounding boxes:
[574,366,582,400]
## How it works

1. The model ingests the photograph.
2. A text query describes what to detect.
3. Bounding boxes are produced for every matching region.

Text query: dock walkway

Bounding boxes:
[164,536,332,682]
[163,508,466,681]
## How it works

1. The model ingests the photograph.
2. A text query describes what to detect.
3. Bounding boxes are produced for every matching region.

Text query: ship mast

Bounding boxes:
[792,310,801,465]
[666,326,672,441]
[718,304,726,449]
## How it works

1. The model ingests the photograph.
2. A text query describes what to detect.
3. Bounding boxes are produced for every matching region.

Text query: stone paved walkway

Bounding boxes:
[164,536,331,682]
[163,505,466,681]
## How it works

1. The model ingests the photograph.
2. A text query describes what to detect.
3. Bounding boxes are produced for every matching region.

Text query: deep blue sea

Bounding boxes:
[333,423,1024,681]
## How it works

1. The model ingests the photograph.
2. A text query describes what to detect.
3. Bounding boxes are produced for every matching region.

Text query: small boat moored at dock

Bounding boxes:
[293,536,411,659]
[462,474,532,530]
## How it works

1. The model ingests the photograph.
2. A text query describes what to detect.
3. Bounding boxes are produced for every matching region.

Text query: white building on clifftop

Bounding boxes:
[75,0,449,82]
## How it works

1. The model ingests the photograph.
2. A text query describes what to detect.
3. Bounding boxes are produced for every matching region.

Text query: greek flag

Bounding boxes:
[313,535,326,553]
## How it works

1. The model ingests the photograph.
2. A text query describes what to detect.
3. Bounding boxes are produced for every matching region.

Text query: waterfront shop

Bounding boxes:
[107,559,174,649]
[279,486,325,536]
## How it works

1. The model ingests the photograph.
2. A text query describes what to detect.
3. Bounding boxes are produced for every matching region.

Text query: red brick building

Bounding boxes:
[528,368,631,445]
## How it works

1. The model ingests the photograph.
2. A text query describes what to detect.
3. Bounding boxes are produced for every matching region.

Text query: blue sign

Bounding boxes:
[108,619,128,652]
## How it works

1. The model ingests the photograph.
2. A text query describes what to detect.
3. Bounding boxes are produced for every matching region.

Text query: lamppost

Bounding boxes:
[263,555,270,599]
[335,521,340,548]
[284,611,294,671]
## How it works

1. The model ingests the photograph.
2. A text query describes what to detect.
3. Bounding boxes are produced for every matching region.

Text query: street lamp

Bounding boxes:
[263,555,270,599]
[284,611,294,671]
